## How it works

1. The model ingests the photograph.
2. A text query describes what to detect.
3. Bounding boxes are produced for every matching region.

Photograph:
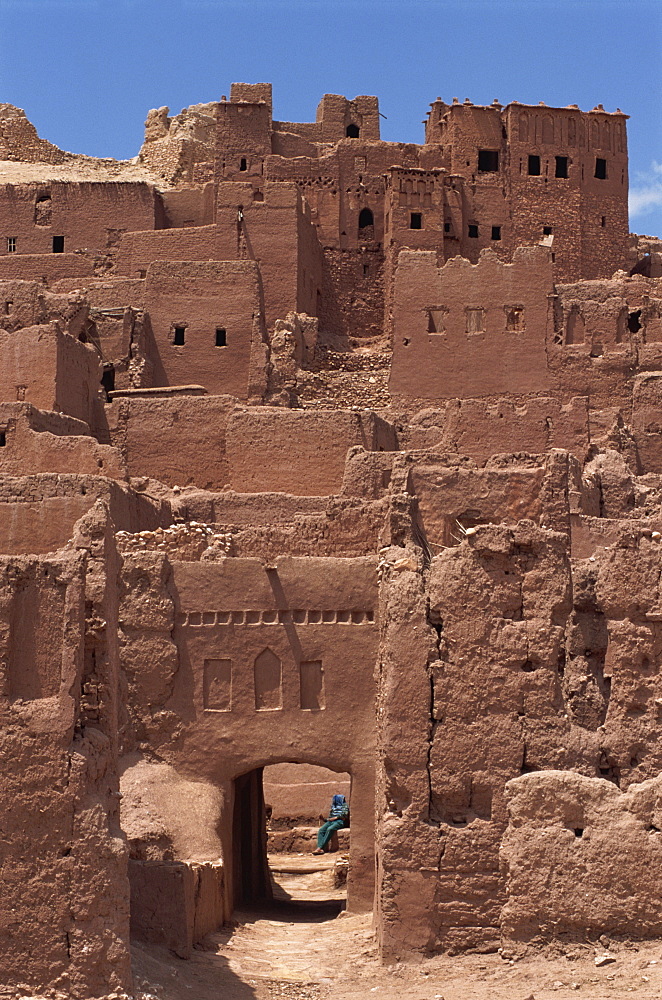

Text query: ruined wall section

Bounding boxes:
[0,104,70,164]
[0,531,132,997]
[0,323,103,427]
[139,103,218,186]
[0,402,125,478]
[0,473,171,555]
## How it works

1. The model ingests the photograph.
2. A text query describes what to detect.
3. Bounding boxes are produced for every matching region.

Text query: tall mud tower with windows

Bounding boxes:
[1,83,662,998]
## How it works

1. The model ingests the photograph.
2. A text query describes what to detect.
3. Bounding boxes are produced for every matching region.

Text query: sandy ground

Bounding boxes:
[130,856,662,1000]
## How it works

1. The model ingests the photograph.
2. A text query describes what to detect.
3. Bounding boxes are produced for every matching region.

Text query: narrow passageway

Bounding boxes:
[131,864,376,1000]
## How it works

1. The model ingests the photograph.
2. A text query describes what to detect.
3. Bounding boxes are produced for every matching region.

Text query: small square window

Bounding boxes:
[528,155,541,176]
[468,224,479,238]
[173,326,186,345]
[478,149,499,172]
[555,156,568,178]
[410,212,422,230]
[543,226,553,236]
[444,222,451,233]
[491,226,501,241]
[466,308,485,334]
[52,235,65,253]
[215,327,227,347]
[6,237,16,253]
[595,158,607,180]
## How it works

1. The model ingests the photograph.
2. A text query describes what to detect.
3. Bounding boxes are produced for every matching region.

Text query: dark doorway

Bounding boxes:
[346,123,360,138]
[232,764,349,917]
[101,366,115,396]
[358,207,374,231]
[232,768,271,907]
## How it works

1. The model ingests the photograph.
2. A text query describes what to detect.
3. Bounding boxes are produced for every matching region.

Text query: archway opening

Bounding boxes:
[232,762,351,918]
[358,207,374,230]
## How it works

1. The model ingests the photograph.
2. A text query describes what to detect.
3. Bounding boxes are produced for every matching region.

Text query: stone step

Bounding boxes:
[267,825,350,854]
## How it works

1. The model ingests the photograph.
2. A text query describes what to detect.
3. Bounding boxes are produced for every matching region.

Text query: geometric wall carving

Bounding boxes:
[203,657,232,711]
[299,660,325,710]
[180,608,375,627]
[254,647,282,711]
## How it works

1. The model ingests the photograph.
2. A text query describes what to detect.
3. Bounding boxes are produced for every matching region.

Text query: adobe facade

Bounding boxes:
[1,84,662,998]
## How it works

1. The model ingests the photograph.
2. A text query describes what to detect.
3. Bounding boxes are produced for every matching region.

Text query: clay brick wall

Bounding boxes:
[0,474,171,555]
[401,397,590,463]
[0,250,96,282]
[424,101,630,281]
[163,554,377,909]
[216,181,307,327]
[215,96,272,182]
[108,397,396,493]
[0,547,132,996]
[116,223,219,278]
[0,323,102,424]
[0,181,158,257]
[0,403,125,478]
[316,94,380,143]
[225,408,397,495]
[507,106,629,281]
[141,260,263,397]
[160,182,216,228]
[129,859,224,958]
[390,247,554,400]
[105,394,237,489]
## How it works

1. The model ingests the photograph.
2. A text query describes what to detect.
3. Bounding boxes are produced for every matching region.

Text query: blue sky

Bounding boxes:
[0,0,660,236]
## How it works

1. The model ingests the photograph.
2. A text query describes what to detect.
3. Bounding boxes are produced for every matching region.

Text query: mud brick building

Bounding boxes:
[1,84,662,997]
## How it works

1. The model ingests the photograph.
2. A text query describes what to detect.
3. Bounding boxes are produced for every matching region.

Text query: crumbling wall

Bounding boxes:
[0,510,132,997]
[501,771,662,950]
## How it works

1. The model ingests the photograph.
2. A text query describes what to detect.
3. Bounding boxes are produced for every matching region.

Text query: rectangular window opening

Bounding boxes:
[52,235,65,253]
[528,155,541,176]
[4,300,13,315]
[239,157,247,171]
[491,226,501,241]
[505,305,525,332]
[444,222,451,233]
[468,224,479,239]
[173,326,186,346]
[543,226,553,236]
[466,307,485,334]
[601,216,606,228]
[300,660,325,711]
[0,430,6,447]
[410,212,422,230]
[6,237,16,253]
[478,149,499,172]
[215,327,227,347]
[555,156,569,178]
[595,158,607,180]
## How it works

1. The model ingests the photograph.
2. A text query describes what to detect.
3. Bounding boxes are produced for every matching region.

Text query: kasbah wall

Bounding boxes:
[1,80,662,997]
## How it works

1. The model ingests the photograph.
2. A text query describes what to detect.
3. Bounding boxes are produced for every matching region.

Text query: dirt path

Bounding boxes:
[131,861,662,1000]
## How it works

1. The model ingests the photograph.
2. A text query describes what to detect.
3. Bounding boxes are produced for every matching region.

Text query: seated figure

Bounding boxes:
[312,793,349,855]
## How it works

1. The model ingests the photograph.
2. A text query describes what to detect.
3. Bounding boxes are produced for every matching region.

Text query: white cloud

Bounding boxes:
[630,160,662,218]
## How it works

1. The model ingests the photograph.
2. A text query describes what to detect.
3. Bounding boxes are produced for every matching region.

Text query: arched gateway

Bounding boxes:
[120,552,378,936]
